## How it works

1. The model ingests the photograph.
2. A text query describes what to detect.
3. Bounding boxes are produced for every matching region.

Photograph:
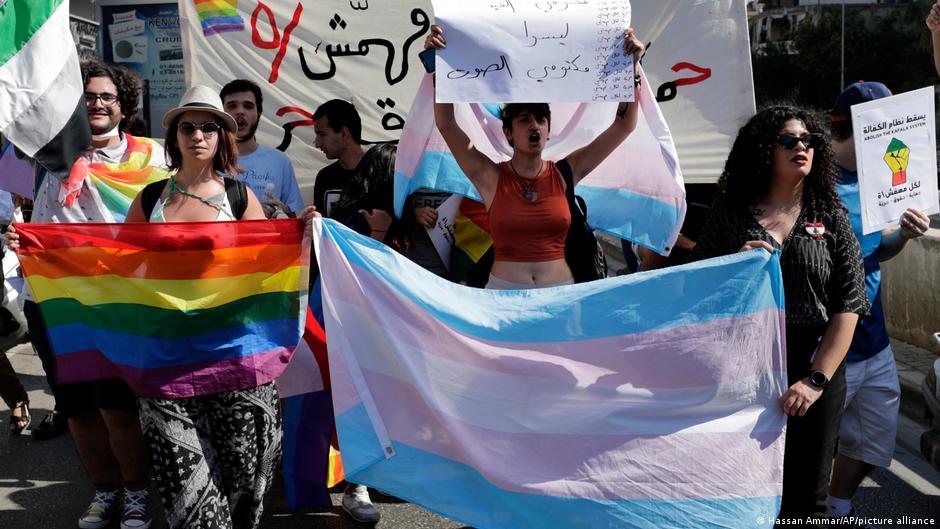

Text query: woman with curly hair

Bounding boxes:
[693,106,869,519]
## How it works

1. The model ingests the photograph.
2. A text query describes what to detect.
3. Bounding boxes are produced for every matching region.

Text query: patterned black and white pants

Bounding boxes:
[138,382,282,529]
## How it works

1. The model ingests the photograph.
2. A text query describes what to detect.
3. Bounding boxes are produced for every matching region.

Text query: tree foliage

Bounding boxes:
[752,0,936,111]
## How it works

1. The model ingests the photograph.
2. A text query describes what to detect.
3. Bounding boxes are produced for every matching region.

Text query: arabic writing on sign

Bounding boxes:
[433,0,633,103]
[876,180,923,207]
[448,55,513,80]
[863,113,928,135]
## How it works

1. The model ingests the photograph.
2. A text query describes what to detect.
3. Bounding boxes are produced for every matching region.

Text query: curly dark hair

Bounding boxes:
[715,105,843,218]
[81,60,141,132]
[332,143,409,250]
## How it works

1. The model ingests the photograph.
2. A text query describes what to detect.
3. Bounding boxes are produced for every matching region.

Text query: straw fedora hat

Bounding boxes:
[162,85,237,133]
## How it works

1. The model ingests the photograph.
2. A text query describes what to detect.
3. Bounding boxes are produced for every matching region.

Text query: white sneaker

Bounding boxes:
[77,489,118,529]
[341,484,380,523]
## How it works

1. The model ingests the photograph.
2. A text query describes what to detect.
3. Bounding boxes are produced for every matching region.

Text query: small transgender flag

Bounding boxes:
[194,0,244,37]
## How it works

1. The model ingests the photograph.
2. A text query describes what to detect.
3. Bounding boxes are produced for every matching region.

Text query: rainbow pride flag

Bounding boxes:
[314,218,787,528]
[60,134,171,220]
[448,197,492,283]
[194,0,245,37]
[395,71,687,255]
[15,219,309,399]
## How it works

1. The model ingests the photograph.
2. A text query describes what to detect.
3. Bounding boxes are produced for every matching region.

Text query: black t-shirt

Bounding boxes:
[693,202,869,334]
[314,162,356,218]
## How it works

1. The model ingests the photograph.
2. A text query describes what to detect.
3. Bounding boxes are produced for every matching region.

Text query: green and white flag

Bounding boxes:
[0,0,90,174]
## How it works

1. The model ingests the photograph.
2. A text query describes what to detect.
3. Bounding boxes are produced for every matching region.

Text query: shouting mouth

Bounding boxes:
[529,132,541,143]
[235,117,246,128]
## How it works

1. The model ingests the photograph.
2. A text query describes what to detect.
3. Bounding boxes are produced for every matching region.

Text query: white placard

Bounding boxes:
[853,87,939,235]
[108,19,145,40]
[425,194,462,271]
[433,0,634,103]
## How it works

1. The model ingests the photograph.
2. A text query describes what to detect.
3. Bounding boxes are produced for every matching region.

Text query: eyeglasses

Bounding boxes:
[84,92,118,106]
[178,121,222,136]
[774,133,824,150]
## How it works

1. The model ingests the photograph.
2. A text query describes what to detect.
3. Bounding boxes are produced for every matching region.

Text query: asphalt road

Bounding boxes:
[0,344,470,529]
[1,342,939,529]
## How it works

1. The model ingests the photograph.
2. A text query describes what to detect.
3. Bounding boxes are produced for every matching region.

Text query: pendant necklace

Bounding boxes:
[509,159,544,203]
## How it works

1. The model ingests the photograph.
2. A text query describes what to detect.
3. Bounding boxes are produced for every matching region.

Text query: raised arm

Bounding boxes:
[929,3,940,77]
[564,28,645,183]
[426,26,500,207]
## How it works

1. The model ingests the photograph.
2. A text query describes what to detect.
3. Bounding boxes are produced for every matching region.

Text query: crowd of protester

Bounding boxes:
[0,7,938,529]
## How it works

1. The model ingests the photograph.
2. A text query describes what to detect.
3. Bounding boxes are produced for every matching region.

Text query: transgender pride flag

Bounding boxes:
[314,219,787,529]
[394,70,686,255]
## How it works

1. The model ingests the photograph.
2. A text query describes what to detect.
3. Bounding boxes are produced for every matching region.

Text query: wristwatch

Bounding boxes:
[808,370,830,390]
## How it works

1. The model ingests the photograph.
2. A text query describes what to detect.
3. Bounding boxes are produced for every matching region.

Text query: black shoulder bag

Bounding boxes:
[556,159,607,283]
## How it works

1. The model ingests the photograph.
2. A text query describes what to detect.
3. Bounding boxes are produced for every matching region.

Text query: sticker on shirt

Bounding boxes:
[324,191,343,217]
[804,222,826,239]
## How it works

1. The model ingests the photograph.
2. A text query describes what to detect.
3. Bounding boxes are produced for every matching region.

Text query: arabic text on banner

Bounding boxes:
[179,0,753,192]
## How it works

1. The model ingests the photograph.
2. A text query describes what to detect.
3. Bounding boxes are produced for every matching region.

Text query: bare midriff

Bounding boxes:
[490,258,572,285]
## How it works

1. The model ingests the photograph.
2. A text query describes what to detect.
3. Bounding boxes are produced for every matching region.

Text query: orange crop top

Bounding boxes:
[488,161,571,262]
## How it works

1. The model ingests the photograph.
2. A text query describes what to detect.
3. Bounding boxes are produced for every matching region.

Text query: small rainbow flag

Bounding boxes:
[448,198,492,284]
[194,0,245,37]
[15,219,309,399]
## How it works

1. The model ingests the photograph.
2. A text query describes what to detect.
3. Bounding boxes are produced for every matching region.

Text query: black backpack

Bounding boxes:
[557,159,607,283]
[141,177,248,221]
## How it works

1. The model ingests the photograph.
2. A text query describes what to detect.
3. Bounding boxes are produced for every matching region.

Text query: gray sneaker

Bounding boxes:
[77,489,118,529]
[341,484,380,524]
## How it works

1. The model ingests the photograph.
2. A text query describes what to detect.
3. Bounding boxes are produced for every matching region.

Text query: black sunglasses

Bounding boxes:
[774,133,824,150]
[178,121,222,135]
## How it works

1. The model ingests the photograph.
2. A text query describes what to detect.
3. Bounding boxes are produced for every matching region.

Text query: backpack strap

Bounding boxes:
[556,158,575,200]
[141,180,168,222]
[556,158,588,219]
[224,178,248,220]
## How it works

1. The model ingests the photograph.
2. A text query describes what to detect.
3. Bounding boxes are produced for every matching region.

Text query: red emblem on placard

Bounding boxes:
[805,223,826,239]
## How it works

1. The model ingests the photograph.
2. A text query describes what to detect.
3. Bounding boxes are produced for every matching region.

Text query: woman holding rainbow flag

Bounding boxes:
[122,85,311,529]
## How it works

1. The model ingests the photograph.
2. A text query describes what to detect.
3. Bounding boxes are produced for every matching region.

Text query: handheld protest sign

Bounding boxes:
[852,87,938,234]
[432,0,635,103]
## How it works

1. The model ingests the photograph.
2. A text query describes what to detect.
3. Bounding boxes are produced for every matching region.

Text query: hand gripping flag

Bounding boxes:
[394,70,686,255]
[15,219,309,399]
[0,0,91,176]
[313,218,787,529]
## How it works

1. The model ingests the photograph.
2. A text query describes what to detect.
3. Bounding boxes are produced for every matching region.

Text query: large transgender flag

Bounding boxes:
[394,70,687,255]
[314,219,787,529]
